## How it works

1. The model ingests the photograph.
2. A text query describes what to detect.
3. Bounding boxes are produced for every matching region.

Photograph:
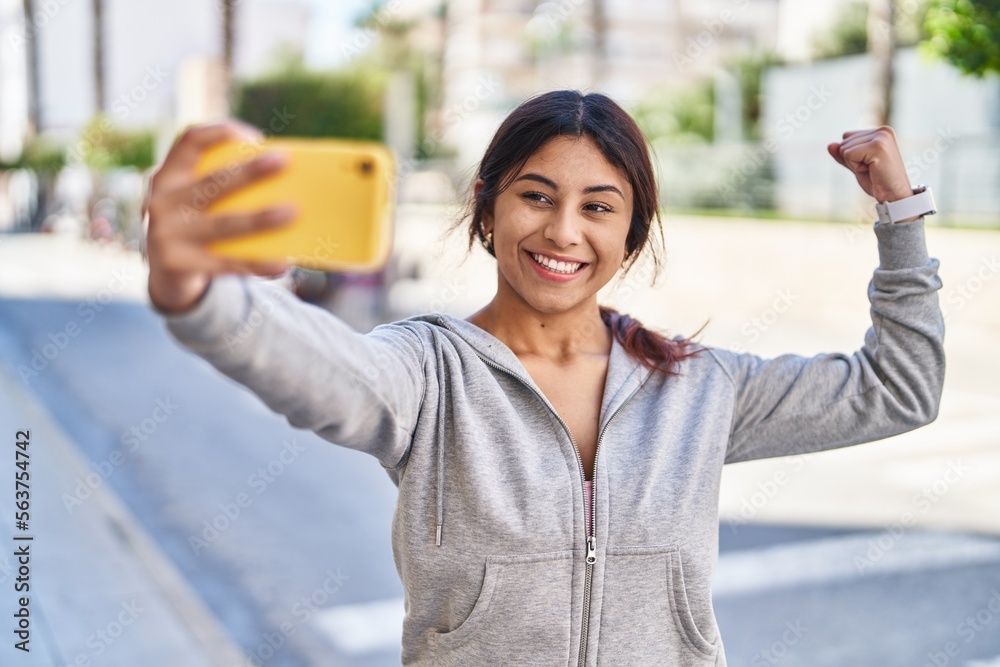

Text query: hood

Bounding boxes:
[397,309,653,547]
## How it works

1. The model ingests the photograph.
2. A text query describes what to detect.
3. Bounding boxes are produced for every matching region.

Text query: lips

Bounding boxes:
[527,251,587,274]
[524,249,588,282]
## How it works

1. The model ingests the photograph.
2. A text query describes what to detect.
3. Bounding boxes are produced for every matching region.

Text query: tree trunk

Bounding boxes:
[21,0,40,136]
[868,0,894,125]
[222,0,235,105]
[591,0,608,88]
[93,0,105,113]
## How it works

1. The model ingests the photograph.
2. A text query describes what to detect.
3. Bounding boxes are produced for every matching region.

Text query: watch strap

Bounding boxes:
[875,185,937,224]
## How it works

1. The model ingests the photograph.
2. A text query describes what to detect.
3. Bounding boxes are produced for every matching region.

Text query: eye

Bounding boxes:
[520,191,552,205]
[585,202,614,214]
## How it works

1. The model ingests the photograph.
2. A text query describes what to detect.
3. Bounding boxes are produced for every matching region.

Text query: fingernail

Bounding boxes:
[259,151,288,167]
[271,205,298,220]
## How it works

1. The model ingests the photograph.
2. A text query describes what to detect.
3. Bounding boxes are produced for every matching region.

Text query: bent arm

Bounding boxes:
[711,217,945,464]
[155,274,425,470]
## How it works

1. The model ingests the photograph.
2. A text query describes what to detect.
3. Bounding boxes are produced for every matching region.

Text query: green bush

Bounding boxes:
[7,136,66,174]
[73,115,155,170]
[234,59,387,140]
[631,80,715,144]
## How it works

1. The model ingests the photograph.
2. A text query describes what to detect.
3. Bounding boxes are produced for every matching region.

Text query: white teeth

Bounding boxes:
[531,252,582,274]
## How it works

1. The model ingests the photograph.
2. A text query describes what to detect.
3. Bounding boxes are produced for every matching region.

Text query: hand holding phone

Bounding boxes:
[144,120,299,315]
[194,137,394,273]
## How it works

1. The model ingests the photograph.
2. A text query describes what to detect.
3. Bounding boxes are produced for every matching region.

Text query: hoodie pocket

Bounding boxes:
[429,549,574,666]
[596,544,719,665]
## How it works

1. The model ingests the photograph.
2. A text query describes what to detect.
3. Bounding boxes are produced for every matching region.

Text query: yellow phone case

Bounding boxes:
[194,137,394,272]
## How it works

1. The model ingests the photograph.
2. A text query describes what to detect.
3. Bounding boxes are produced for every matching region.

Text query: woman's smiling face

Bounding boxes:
[482,134,634,316]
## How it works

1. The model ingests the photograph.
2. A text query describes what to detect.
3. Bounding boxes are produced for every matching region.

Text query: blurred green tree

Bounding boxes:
[730,51,783,140]
[632,80,715,144]
[11,135,65,174]
[2,134,66,230]
[813,0,869,59]
[75,115,155,170]
[355,1,447,159]
[812,0,930,59]
[923,0,1000,76]
[233,55,387,140]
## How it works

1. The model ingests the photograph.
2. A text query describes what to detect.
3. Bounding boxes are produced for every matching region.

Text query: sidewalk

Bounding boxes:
[0,360,250,666]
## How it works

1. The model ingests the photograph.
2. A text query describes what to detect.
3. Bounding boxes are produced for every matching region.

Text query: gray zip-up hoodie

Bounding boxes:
[157,217,944,666]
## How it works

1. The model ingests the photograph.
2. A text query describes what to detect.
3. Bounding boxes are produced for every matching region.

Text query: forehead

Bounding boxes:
[518,135,630,191]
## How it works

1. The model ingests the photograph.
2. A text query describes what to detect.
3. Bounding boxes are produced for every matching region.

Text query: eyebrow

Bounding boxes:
[514,173,625,200]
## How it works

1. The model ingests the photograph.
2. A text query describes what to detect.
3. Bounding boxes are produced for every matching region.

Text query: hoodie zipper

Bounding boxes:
[576,384,647,667]
[467,349,650,667]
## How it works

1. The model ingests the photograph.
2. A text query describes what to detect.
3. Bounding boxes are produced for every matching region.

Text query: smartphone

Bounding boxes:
[193,137,394,272]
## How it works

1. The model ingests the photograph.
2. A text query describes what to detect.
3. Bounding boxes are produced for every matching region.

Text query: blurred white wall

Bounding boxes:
[761,47,1000,221]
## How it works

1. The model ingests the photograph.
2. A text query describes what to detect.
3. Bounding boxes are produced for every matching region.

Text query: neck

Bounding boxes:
[466,292,611,364]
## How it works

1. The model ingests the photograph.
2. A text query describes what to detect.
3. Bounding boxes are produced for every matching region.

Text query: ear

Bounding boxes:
[474,178,493,227]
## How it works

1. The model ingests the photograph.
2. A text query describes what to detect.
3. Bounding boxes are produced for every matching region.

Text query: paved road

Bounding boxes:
[2,295,999,667]
[0,290,411,666]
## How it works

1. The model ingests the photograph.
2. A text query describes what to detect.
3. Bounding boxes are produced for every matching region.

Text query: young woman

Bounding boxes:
[145,90,945,666]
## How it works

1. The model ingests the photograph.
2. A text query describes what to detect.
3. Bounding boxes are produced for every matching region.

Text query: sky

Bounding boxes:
[297,0,373,69]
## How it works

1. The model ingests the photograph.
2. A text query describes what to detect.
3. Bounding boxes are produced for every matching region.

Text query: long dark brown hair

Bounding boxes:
[448,89,708,377]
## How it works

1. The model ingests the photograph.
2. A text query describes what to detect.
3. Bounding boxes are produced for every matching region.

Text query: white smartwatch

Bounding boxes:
[875,184,937,225]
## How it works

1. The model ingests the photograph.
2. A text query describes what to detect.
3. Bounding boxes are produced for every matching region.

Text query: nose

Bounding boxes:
[542,204,584,249]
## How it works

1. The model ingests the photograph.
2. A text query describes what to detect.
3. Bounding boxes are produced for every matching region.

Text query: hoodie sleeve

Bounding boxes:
[708,217,945,465]
[154,274,425,470]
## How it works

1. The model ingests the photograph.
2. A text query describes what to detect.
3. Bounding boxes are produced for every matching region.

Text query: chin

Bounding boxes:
[520,291,588,315]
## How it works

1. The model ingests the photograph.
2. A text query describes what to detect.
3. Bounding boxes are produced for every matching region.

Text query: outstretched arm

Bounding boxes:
[144,120,424,470]
[154,274,425,471]
[712,127,945,464]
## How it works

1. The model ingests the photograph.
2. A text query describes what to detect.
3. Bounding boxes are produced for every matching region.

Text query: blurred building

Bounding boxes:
[0,0,30,161]
[0,0,310,160]
[774,0,843,62]
[393,0,781,170]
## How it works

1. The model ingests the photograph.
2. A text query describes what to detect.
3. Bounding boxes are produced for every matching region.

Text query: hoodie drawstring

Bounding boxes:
[435,336,446,546]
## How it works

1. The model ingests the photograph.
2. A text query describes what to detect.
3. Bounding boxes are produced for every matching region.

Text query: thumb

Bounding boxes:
[827,142,847,168]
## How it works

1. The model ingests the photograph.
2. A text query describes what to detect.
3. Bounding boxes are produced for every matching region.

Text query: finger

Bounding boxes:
[840,127,897,156]
[212,256,288,279]
[244,259,291,277]
[180,151,290,211]
[209,256,252,277]
[838,136,881,172]
[854,125,895,138]
[162,120,266,177]
[838,131,883,153]
[841,128,877,140]
[192,205,298,242]
[827,142,847,168]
